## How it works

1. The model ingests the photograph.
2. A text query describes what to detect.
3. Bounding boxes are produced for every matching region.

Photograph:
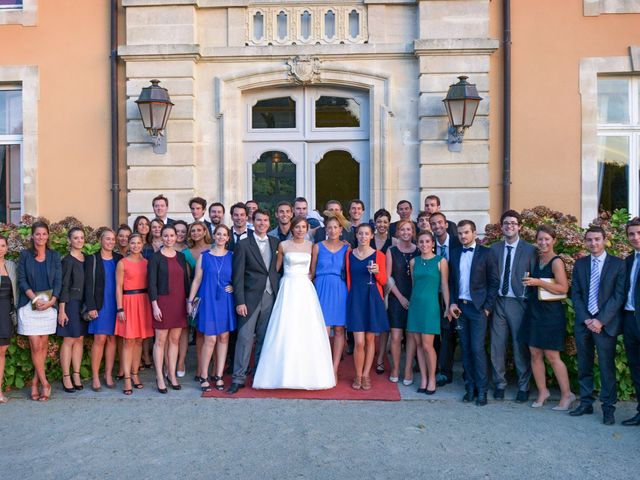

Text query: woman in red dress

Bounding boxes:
[115,234,154,395]
[148,225,189,393]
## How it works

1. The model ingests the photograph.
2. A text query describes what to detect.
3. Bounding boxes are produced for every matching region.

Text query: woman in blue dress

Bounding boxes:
[311,214,350,378]
[85,228,122,392]
[345,223,389,391]
[187,224,236,392]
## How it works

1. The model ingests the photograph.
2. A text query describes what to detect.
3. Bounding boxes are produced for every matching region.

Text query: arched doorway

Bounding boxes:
[244,86,369,213]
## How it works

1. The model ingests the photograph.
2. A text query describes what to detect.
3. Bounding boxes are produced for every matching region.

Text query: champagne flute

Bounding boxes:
[367,260,375,285]
[522,271,530,297]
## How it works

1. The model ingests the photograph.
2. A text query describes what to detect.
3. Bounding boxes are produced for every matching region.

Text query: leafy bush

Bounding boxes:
[2,215,101,391]
[484,206,635,400]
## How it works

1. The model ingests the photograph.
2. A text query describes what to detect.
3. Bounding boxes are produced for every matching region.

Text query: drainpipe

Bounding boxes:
[502,0,511,211]
[110,0,120,228]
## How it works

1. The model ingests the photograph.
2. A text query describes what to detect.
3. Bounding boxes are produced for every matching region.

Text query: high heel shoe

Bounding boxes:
[72,372,83,391]
[166,375,182,391]
[552,393,577,411]
[531,391,551,408]
[156,379,168,394]
[123,377,133,395]
[200,378,212,392]
[38,383,51,402]
[131,373,144,389]
[210,375,224,391]
[61,375,75,393]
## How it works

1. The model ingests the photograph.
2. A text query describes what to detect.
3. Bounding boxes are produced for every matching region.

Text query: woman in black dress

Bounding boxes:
[57,227,87,393]
[0,236,17,404]
[521,225,575,410]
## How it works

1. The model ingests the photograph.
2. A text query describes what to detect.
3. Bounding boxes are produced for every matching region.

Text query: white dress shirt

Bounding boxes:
[625,251,640,311]
[458,242,476,301]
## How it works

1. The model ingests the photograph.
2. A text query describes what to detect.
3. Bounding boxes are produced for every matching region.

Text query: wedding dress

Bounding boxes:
[252,241,336,390]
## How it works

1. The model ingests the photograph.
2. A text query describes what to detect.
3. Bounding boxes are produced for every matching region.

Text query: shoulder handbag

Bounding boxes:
[537,278,567,301]
[81,256,97,321]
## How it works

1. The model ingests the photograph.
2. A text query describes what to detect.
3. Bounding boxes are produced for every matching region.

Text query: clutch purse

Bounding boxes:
[188,297,201,327]
[537,278,567,301]
[31,289,53,310]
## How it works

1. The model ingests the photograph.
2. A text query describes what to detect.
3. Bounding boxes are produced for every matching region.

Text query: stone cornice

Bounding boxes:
[119,43,416,61]
[414,38,499,56]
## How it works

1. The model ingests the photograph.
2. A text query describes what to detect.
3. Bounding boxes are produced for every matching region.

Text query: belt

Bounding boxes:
[458,299,472,305]
[123,289,148,295]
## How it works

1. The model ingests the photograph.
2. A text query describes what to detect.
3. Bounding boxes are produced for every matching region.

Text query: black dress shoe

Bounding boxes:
[621,413,640,426]
[462,390,475,402]
[417,388,427,393]
[227,383,244,394]
[515,390,529,403]
[603,410,615,426]
[493,388,505,400]
[476,393,488,406]
[436,375,451,387]
[569,404,594,416]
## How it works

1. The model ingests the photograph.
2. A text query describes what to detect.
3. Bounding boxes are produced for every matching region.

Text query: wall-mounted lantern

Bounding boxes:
[442,75,482,152]
[135,79,173,154]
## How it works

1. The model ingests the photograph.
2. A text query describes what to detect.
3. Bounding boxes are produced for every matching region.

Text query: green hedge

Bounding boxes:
[484,207,635,400]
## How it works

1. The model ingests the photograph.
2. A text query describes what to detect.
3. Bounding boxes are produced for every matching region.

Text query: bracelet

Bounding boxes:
[187,300,193,304]
[117,308,124,313]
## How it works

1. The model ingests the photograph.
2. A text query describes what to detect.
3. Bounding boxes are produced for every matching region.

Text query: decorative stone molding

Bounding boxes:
[579,52,635,226]
[246,5,368,46]
[584,0,640,16]
[0,0,37,26]
[286,56,321,84]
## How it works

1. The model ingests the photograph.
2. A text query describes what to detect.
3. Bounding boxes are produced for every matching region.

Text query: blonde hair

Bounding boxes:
[323,210,350,230]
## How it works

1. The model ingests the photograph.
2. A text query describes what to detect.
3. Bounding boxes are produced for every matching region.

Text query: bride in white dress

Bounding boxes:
[252,217,336,390]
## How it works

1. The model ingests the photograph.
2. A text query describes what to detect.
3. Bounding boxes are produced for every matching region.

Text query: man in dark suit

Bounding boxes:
[622,217,640,426]
[490,210,536,402]
[208,202,225,236]
[570,225,626,425]
[389,200,417,238]
[189,196,212,233]
[227,202,253,251]
[152,194,175,225]
[228,208,280,394]
[424,194,457,239]
[448,220,499,406]
[429,212,461,386]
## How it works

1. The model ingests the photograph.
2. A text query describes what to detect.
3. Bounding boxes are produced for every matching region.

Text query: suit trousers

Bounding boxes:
[575,322,617,411]
[438,317,458,381]
[490,297,531,391]
[232,291,275,385]
[458,302,489,394]
[623,311,640,412]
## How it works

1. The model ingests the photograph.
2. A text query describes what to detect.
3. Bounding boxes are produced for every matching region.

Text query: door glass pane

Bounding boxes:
[597,136,629,213]
[0,90,22,135]
[598,78,629,124]
[252,151,296,217]
[9,144,20,204]
[252,97,296,129]
[316,150,359,212]
[315,96,360,128]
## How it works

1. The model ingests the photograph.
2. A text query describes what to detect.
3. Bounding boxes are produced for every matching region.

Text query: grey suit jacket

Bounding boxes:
[491,239,536,302]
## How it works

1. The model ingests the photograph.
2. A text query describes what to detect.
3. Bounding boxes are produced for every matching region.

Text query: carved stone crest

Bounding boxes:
[287,56,321,84]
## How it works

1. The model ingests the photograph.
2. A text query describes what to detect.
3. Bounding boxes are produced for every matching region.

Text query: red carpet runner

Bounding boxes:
[202,358,401,401]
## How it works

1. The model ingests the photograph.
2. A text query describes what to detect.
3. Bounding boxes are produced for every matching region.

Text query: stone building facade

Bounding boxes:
[121,0,497,226]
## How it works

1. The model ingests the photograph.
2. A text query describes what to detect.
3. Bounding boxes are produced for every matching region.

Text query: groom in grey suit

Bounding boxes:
[228,208,281,394]
[490,210,536,402]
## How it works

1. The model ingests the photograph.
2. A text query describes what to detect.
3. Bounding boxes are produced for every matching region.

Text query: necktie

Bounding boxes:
[234,232,241,244]
[463,247,474,253]
[631,253,640,310]
[588,257,600,316]
[501,245,513,296]
[439,244,447,260]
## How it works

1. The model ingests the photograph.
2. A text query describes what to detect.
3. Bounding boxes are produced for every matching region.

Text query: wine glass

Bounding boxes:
[367,260,375,285]
[522,271,530,296]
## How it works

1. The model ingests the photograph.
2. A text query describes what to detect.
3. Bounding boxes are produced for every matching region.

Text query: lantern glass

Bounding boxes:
[463,98,480,127]
[445,99,465,128]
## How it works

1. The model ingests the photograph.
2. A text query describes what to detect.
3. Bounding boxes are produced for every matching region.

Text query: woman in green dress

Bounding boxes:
[407,230,450,395]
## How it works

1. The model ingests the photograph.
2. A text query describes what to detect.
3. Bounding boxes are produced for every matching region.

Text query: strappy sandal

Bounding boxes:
[38,383,51,402]
[200,378,212,392]
[123,377,133,395]
[72,372,83,391]
[375,362,385,375]
[30,382,40,401]
[131,373,144,389]
[210,375,224,391]
[361,376,372,391]
[352,377,362,390]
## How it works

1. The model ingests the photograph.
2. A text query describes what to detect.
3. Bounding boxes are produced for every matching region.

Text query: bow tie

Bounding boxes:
[462,247,474,253]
